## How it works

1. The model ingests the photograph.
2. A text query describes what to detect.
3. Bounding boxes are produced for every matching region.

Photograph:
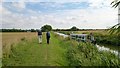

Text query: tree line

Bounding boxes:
[0,29,36,32]
[0,25,105,32]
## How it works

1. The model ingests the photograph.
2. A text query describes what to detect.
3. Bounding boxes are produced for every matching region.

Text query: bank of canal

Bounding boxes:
[55,32,120,58]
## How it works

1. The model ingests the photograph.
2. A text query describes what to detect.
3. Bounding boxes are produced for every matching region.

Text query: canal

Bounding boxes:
[55,32,120,58]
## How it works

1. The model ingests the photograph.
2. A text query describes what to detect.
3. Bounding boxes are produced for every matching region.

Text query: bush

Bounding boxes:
[95,34,120,46]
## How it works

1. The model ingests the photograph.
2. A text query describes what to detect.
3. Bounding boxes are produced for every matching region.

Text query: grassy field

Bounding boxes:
[2,32,120,67]
[2,32,37,58]
[2,32,37,46]
[2,32,70,66]
[58,30,108,35]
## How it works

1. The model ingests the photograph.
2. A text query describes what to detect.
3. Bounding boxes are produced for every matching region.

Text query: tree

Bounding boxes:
[109,0,120,35]
[109,23,120,35]
[70,26,79,31]
[111,0,120,8]
[41,25,52,32]
[31,29,36,32]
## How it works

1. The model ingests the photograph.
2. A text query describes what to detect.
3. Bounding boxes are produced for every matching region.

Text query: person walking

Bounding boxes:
[37,29,42,44]
[90,33,96,45]
[46,31,50,44]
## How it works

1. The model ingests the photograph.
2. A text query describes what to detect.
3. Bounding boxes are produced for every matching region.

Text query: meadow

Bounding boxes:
[2,32,37,58]
[2,31,120,67]
[2,32,69,66]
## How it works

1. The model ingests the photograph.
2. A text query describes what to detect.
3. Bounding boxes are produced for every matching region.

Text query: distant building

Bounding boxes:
[27,30,31,32]
[70,34,88,42]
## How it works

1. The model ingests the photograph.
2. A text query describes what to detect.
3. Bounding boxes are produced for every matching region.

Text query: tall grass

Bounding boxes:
[2,38,37,66]
[55,32,120,66]
[2,32,37,58]
[66,42,120,66]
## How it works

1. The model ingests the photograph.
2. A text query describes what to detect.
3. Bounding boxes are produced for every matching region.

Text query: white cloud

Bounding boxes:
[0,6,11,15]
[2,0,114,10]
[0,3,2,14]
[88,0,113,8]
[2,7,118,29]
[2,0,87,2]
[11,0,26,10]
[12,2,25,9]
[1,0,118,29]
[42,6,117,29]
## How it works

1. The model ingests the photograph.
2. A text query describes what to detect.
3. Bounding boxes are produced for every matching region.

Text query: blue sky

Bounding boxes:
[2,2,90,13]
[1,0,118,29]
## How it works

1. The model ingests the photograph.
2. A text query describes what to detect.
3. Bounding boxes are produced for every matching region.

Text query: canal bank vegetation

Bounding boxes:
[58,30,119,53]
[58,30,119,50]
[66,42,119,66]
[54,33,120,66]
[95,32,119,46]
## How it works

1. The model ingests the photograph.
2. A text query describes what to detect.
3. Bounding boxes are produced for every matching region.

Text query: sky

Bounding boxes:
[0,0,118,29]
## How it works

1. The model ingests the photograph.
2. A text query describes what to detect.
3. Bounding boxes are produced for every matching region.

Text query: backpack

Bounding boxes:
[38,31,42,35]
[47,32,50,37]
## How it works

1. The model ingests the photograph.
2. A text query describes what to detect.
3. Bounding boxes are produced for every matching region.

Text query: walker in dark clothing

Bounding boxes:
[38,30,42,35]
[46,32,50,44]
[37,30,42,43]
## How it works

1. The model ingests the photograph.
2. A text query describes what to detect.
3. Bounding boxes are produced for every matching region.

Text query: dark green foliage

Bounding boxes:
[1,29,37,32]
[1,29,26,32]
[30,29,36,32]
[41,25,52,32]
[95,33,120,46]
[70,26,79,31]
[53,28,95,31]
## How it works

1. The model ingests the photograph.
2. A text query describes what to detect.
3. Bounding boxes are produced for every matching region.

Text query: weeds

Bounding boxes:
[21,37,26,41]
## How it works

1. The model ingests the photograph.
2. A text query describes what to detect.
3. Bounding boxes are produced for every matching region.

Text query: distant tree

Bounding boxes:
[41,25,52,32]
[31,29,36,32]
[1,29,28,32]
[70,26,79,31]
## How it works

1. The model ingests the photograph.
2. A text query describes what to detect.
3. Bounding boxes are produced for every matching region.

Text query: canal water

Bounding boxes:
[55,32,120,58]
[54,32,69,38]
[96,44,119,58]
